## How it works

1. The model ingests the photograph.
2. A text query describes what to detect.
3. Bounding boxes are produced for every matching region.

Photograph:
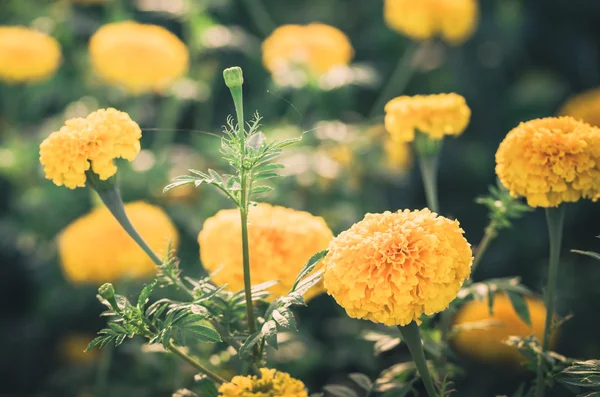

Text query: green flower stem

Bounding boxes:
[417,153,440,213]
[471,221,499,273]
[241,0,277,38]
[167,341,227,385]
[369,42,419,118]
[92,183,163,268]
[397,322,439,397]
[535,205,565,397]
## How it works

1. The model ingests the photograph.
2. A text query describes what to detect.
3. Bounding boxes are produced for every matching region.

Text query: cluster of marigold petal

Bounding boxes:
[59,201,178,284]
[90,21,189,94]
[39,108,141,189]
[559,88,600,128]
[451,293,557,366]
[384,93,471,142]
[218,368,307,397]
[384,0,479,44]
[262,23,354,78]
[0,26,61,83]
[323,209,473,326]
[495,116,600,208]
[198,203,333,301]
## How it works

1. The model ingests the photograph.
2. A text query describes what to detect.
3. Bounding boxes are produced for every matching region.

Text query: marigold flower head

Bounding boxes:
[262,23,354,78]
[495,116,600,207]
[451,293,558,366]
[59,201,178,284]
[198,203,333,301]
[384,0,479,44]
[559,88,600,128]
[0,26,61,83]
[89,21,189,94]
[39,108,141,189]
[384,93,471,143]
[323,209,472,326]
[218,368,308,397]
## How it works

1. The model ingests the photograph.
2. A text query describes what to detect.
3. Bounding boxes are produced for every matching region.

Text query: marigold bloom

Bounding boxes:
[323,209,472,326]
[451,293,557,366]
[559,88,600,128]
[39,108,141,189]
[495,117,600,207]
[89,21,189,94]
[385,138,413,172]
[384,93,471,142]
[59,201,178,284]
[218,368,307,397]
[0,26,61,83]
[198,204,333,301]
[262,23,354,78]
[384,0,479,44]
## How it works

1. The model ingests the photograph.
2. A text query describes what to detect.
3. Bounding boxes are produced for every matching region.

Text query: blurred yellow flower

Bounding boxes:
[198,203,333,301]
[59,201,178,284]
[39,108,141,189]
[451,293,558,366]
[218,368,307,397]
[89,21,189,94]
[384,0,479,44]
[262,24,354,78]
[559,88,600,128]
[323,209,472,326]
[384,138,413,172]
[495,116,600,207]
[0,26,61,83]
[384,93,471,142]
[60,333,99,363]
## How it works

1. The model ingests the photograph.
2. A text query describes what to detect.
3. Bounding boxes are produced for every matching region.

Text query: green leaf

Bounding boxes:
[506,290,532,326]
[196,377,219,397]
[137,280,157,310]
[85,336,107,352]
[261,320,278,349]
[273,136,303,149]
[572,250,600,262]
[250,186,273,195]
[272,308,297,331]
[323,385,359,397]
[251,280,279,293]
[247,132,266,149]
[208,169,223,184]
[189,169,210,179]
[239,332,261,358]
[293,270,324,297]
[292,250,328,291]
[256,163,285,173]
[349,373,373,391]
[164,180,197,193]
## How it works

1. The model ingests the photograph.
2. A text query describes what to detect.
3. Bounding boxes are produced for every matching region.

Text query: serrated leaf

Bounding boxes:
[251,186,273,195]
[186,324,222,343]
[572,250,600,262]
[506,290,532,326]
[85,336,107,352]
[208,169,223,184]
[292,250,328,291]
[274,136,303,149]
[251,280,280,293]
[137,280,157,310]
[349,373,373,391]
[261,320,278,349]
[323,385,359,397]
[254,172,280,181]
[281,292,306,307]
[293,270,324,297]
[272,308,297,331]
[189,169,210,179]
[256,163,284,173]
[239,332,261,358]
[164,180,196,193]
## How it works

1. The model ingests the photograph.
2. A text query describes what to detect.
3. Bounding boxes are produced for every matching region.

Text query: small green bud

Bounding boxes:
[223,67,244,89]
[414,130,443,157]
[98,283,118,310]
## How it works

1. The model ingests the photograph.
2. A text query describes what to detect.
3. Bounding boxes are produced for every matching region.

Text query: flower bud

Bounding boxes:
[223,66,244,89]
[98,283,118,310]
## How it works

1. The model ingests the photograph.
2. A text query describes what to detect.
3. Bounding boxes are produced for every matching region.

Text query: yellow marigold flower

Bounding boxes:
[59,201,178,284]
[495,116,600,208]
[198,203,333,301]
[323,209,472,326]
[384,93,471,142]
[559,88,600,128]
[0,26,61,83]
[218,368,308,397]
[39,108,141,189]
[384,138,413,172]
[89,21,189,94]
[384,0,479,44]
[262,23,354,78]
[451,293,558,366]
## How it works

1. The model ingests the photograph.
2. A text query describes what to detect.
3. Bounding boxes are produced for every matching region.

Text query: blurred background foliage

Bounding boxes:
[1,0,600,396]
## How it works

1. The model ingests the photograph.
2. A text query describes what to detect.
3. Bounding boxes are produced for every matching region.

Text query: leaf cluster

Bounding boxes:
[476,182,532,231]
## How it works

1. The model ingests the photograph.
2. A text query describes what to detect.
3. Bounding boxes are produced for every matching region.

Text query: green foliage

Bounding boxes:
[556,360,600,396]
[476,182,532,231]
